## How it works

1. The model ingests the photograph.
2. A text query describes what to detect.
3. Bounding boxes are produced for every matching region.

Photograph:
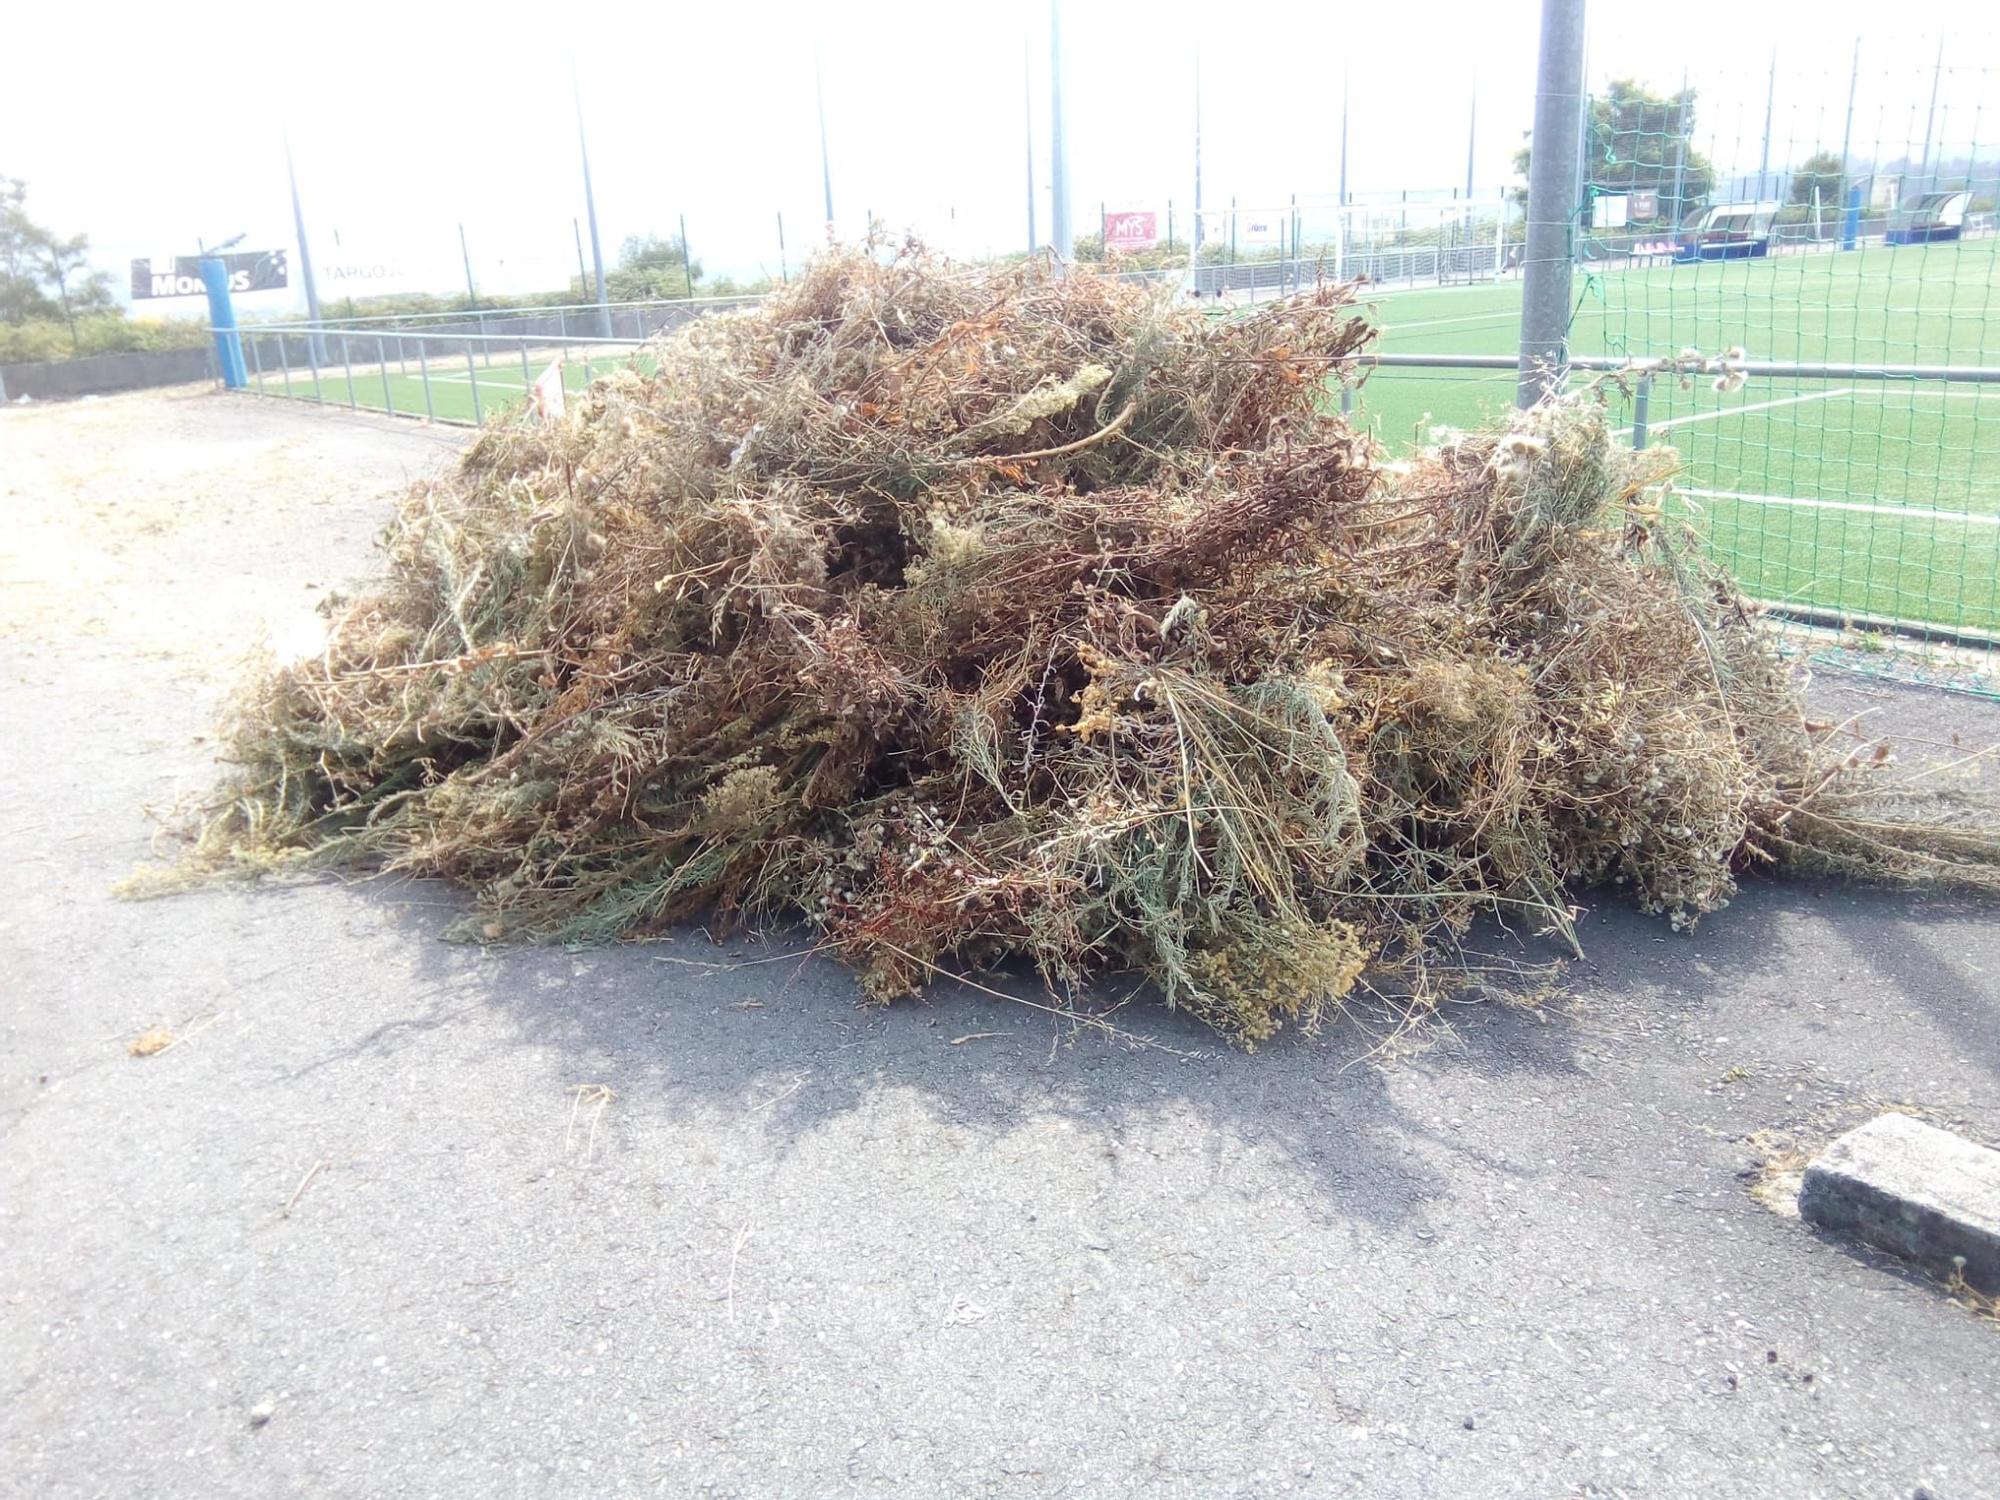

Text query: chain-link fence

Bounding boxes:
[1564,40,1999,689]
[221,20,1999,694]
[1321,24,1999,693]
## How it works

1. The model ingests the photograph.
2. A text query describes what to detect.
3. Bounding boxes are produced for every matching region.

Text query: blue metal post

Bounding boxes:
[198,258,247,389]
[1842,183,1863,251]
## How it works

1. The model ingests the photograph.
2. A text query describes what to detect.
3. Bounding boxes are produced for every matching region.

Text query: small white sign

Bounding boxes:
[531,358,566,422]
[1236,212,1281,246]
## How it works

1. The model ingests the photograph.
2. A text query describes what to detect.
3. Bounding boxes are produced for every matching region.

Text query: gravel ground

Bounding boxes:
[2,389,1997,1499]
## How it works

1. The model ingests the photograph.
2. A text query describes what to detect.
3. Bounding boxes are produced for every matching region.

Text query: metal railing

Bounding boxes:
[1185,241,1509,298]
[298,293,763,346]
[1345,351,2000,686]
[236,325,649,428]
[304,293,760,329]
[222,299,2000,692]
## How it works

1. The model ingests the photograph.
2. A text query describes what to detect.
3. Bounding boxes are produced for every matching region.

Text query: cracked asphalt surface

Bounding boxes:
[3,390,1997,1498]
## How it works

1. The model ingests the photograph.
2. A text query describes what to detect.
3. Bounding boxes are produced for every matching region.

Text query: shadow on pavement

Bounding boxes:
[274,872,1695,1232]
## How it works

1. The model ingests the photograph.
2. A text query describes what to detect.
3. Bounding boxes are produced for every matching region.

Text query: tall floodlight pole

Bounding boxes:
[283,130,326,362]
[1464,68,1480,246]
[1838,37,1860,180]
[1757,51,1776,201]
[572,68,612,338]
[1024,38,1038,255]
[1193,56,1204,253]
[458,223,479,309]
[1339,68,1351,205]
[1918,33,1945,189]
[1670,66,1690,226]
[1048,0,1073,259]
[1517,0,1587,408]
[1465,70,1479,201]
[817,58,836,232]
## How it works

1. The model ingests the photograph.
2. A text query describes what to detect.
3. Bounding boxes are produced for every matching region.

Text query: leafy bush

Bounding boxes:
[0,315,209,364]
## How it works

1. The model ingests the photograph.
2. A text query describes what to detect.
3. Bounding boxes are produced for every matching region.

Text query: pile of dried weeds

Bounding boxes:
[161,245,2000,1043]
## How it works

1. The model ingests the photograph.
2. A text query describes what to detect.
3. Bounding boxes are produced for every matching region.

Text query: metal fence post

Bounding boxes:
[1631,369,1652,450]
[248,333,264,395]
[1517,0,1587,408]
[305,331,324,405]
[277,332,293,398]
[340,334,358,411]
[418,341,435,422]
[520,338,532,389]
[465,340,482,426]
[378,336,394,416]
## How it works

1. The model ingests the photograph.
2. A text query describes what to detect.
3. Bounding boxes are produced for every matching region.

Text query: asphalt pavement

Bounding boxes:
[3,392,1996,1498]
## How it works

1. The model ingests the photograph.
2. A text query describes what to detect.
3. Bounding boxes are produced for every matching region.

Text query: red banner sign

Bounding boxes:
[1103,210,1159,252]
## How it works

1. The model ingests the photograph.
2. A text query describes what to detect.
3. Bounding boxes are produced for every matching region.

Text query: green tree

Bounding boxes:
[601,233,703,301]
[1,176,61,325]
[1789,150,1846,207]
[38,230,117,354]
[2,176,119,353]
[0,177,223,363]
[1513,80,1715,223]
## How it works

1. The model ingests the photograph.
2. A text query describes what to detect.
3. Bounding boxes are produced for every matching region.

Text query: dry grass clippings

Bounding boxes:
[147,243,2000,1046]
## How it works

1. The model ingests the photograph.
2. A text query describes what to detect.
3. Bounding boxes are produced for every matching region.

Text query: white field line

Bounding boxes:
[1367,364,1518,387]
[423,371,530,386]
[423,365,602,387]
[1364,279,1514,305]
[1373,309,1520,334]
[1653,388,1854,431]
[1678,487,2000,528]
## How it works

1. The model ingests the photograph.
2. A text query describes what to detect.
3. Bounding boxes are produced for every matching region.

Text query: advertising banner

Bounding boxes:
[1104,210,1158,251]
[130,250,287,300]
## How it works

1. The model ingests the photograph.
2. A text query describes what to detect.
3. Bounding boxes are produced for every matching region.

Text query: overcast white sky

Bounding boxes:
[3,0,1993,311]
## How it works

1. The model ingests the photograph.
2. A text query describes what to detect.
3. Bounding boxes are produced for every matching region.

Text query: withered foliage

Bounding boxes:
[166,246,2000,1043]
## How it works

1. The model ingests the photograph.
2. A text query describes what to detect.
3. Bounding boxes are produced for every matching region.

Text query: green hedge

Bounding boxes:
[0,316,210,365]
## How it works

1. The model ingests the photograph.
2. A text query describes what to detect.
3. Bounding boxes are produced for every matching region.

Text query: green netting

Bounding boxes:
[1571,55,1999,687]
[1352,48,1997,694]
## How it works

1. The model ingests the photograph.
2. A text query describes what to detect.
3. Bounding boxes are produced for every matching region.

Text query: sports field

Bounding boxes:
[1354,236,2000,636]
[249,235,2000,636]
[249,338,648,427]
